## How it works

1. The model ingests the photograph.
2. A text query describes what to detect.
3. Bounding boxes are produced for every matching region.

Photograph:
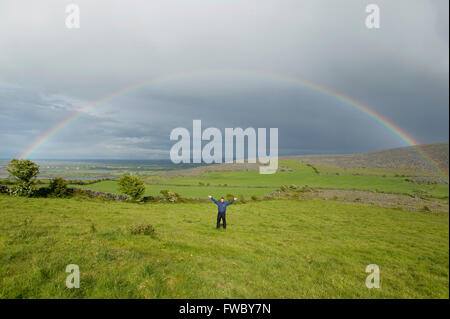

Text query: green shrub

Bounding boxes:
[251,195,258,201]
[129,223,156,236]
[160,190,181,203]
[48,177,69,197]
[9,181,36,197]
[299,186,312,193]
[238,194,247,203]
[118,174,145,200]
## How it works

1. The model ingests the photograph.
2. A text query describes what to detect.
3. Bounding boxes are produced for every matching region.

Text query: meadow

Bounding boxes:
[1,152,448,299]
[72,181,277,199]
[0,194,448,298]
[73,161,449,199]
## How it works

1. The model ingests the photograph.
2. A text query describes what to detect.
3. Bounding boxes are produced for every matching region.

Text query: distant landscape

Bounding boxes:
[0,143,448,298]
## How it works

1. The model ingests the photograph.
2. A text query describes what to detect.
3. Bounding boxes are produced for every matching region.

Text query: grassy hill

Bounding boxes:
[292,142,449,176]
[156,142,449,178]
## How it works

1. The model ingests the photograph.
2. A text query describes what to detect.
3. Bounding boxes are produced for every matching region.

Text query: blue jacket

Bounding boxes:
[210,197,234,213]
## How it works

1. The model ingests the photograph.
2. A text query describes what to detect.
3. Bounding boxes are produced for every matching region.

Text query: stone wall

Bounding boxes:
[0,185,9,194]
[72,188,129,201]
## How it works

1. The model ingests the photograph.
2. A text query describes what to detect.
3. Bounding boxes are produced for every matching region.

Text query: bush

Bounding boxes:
[238,194,247,203]
[9,182,36,197]
[160,190,181,202]
[226,194,234,201]
[251,195,258,201]
[129,223,156,236]
[48,177,70,197]
[118,174,145,200]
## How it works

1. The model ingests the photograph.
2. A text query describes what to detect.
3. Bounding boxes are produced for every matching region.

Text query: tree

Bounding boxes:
[7,159,40,182]
[118,174,145,201]
[7,159,40,196]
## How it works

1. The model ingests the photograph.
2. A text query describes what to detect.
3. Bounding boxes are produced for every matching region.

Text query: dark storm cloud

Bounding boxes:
[0,0,448,159]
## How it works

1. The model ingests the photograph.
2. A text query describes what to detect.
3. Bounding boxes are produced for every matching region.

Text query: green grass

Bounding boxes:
[0,194,448,298]
[149,161,449,198]
[69,161,449,200]
[71,180,277,199]
[312,165,437,177]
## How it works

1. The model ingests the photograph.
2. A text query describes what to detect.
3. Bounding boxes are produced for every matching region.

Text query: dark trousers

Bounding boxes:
[216,212,226,229]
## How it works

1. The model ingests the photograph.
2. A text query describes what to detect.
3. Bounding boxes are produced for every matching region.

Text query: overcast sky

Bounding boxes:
[0,0,448,159]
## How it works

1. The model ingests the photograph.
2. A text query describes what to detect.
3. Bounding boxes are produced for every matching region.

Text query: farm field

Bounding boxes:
[73,161,449,199]
[0,195,448,299]
[72,181,277,199]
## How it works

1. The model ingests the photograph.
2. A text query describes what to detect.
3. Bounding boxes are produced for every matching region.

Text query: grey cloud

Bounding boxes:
[0,0,448,159]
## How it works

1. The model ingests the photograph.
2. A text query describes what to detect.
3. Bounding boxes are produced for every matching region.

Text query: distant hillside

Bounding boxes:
[293,142,449,175]
[156,142,449,178]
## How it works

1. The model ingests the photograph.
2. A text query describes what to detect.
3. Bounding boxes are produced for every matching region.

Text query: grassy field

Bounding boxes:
[75,161,449,199]
[0,194,448,298]
[71,180,277,199]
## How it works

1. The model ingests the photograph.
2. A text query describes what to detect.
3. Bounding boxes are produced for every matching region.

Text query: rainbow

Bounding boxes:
[19,69,447,177]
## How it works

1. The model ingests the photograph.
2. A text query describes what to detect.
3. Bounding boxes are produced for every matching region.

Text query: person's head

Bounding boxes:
[220,197,224,202]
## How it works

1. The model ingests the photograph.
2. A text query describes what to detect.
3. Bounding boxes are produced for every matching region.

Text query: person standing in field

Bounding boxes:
[208,195,237,229]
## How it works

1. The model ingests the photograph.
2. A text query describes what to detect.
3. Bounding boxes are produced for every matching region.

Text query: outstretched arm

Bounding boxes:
[208,195,219,204]
[226,198,237,205]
